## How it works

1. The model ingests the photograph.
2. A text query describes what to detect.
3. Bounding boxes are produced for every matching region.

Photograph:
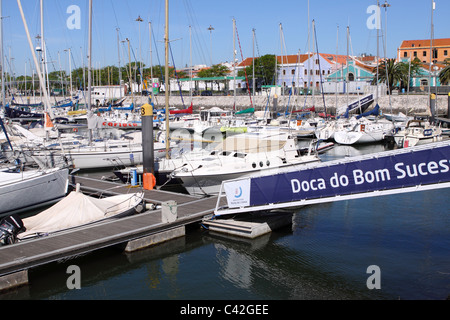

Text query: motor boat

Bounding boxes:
[171,131,321,196]
[393,120,443,148]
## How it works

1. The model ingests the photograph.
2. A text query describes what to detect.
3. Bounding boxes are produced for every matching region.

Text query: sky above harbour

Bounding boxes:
[2,0,449,77]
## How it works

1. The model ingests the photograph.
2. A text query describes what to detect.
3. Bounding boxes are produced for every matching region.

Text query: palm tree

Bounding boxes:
[371,58,411,94]
[439,65,450,85]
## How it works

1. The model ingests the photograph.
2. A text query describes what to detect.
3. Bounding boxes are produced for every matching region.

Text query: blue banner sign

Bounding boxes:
[217,142,450,215]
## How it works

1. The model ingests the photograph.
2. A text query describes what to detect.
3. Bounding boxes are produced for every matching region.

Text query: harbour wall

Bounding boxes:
[135,93,450,116]
[22,92,450,116]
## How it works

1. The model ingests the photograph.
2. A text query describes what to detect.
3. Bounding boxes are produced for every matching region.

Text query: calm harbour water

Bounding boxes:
[1,142,449,301]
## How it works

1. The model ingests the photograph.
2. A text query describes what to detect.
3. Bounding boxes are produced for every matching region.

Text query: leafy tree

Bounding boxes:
[238,54,277,88]
[197,64,229,90]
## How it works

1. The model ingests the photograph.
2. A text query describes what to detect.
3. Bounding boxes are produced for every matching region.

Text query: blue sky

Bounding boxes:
[3,0,449,76]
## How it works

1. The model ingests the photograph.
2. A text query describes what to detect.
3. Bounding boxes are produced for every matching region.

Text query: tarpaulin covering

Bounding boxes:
[18,191,143,239]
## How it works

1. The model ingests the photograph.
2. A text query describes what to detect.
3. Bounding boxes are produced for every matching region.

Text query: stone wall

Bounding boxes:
[136,93,450,116]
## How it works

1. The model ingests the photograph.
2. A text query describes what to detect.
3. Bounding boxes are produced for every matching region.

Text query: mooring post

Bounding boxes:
[430,93,436,123]
[141,101,156,190]
[447,92,450,119]
[272,94,278,119]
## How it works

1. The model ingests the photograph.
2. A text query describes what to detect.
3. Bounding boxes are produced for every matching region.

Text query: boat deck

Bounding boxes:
[0,175,225,284]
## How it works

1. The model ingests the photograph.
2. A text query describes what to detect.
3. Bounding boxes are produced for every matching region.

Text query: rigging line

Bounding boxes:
[313,20,327,119]
[286,52,303,127]
[234,22,253,109]
[169,42,186,108]
[183,0,208,65]
[151,25,165,87]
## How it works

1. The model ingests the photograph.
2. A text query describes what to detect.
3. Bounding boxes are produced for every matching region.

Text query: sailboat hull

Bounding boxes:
[0,168,69,216]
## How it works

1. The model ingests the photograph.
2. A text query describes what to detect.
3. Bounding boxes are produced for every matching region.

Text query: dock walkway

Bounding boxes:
[0,175,225,290]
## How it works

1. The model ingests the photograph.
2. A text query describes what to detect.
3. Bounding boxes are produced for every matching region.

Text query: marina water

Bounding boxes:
[1,143,449,300]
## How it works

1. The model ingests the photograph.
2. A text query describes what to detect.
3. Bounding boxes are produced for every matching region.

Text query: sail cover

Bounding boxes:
[18,191,143,239]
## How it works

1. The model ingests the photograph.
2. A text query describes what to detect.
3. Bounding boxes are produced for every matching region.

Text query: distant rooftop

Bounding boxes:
[399,38,450,48]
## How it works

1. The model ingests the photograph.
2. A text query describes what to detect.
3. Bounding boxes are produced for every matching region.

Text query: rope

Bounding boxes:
[235,23,254,109]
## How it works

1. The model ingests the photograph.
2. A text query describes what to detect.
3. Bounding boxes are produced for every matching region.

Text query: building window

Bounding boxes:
[403,52,408,58]
[315,59,319,65]
[283,70,286,75]
[433,49,438,59]
[444,50,448,56]
[304,69,307,75]
[310,70,313,75]
[304,82,307,87]
[414,51,417,57]
[423,51,427,57]
[316,70,319,75]
[348,72,355,81]
[291,69,295,75]
[315,81,319,87]
[421,79,428,86]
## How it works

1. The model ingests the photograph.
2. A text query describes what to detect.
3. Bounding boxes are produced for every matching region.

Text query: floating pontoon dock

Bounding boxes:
[0,175,226,291]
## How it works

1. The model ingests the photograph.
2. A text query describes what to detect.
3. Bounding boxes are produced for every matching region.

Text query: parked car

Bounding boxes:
[201,90,212,96]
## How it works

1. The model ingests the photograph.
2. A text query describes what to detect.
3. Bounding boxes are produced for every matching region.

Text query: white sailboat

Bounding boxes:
[334,117,394,145]
[0,0,70,217]
[0,163,69,216]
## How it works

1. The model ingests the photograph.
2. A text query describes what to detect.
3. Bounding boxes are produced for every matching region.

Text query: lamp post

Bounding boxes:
[207,24,214,66]
[136,15,143,94]
[381,1,390,58]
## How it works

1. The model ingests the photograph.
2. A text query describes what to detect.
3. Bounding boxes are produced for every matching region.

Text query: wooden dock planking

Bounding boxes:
[70,175,200,205]
[0,175,227,281]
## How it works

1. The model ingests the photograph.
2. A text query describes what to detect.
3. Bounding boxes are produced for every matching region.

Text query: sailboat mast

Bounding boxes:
[87,0,92,142]
[0,0,5,107]
[376,0,379,105]
[165,0,170,159]
[16,0,51,116]
[233,18,236,108]
[428,0,434,107]
[116,27,122,97]
[189,25,192,102]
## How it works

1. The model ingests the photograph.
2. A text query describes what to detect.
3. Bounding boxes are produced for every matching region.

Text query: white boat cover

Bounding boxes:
[18,191,143,239]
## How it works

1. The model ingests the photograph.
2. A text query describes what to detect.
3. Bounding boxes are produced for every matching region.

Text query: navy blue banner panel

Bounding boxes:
[249,144,450,207]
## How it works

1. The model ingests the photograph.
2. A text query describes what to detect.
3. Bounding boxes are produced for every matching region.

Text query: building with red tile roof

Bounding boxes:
[397,38,450,64]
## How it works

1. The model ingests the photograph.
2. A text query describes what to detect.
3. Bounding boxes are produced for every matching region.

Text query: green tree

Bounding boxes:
[238,54,277,88]
[197,64,229,90]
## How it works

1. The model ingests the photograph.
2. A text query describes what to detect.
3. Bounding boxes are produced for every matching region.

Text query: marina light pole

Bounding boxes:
[136,15,143,94]
[381,1,390,58]
[207,24,214,66]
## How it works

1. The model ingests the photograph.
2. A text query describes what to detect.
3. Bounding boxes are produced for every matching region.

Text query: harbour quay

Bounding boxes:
[0,175,227,292]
